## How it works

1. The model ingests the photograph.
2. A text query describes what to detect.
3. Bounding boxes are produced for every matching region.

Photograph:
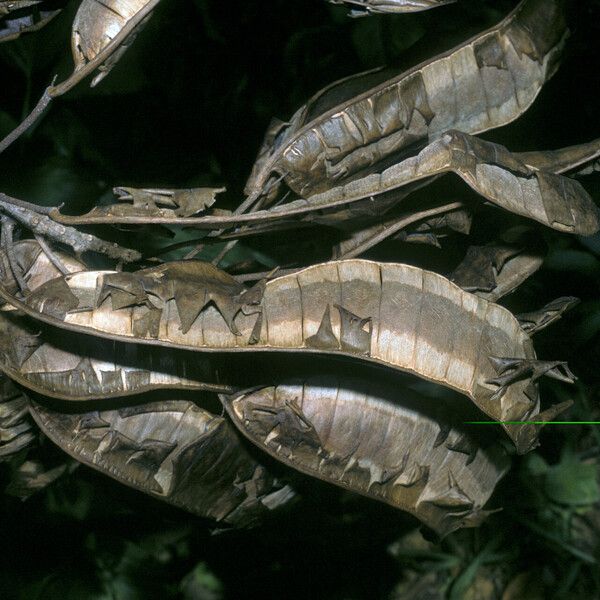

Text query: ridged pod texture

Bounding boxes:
[0,259,542,452]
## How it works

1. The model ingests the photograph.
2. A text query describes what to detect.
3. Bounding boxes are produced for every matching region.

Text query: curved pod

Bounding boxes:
[246,0,567,197]
[0,260,546,452]
[0,242,227,401]
[223,376,510,537]
[31,397,296,527]
[72,0,155,86]
[328,0,455,15]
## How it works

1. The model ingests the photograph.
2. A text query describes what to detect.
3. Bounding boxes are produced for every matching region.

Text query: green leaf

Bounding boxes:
[180,562,223,600]
[448,537,503,600]
[523,453,549,477]
[543,450,600,507]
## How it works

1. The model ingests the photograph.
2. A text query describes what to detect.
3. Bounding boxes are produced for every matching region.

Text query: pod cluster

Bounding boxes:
[0,0,597,537]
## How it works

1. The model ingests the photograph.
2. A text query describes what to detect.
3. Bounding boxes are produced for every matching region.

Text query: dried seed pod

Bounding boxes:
[0,374,35,460]
[267,131,598,234]
[328,0,455,16]
[0,243,295,525]
[0,241,229,400]
[0,259,569,453]
[0,314,233,400]
[517,297,579,335]
[30,397,297,527]
[0,239,83,296]
[332,204,471,259]
[71,0,157,87]
[50,132,599,237]
[516,138,600,175]
[451,244,546,302]
[222,376,509,537]
[245,0,567,199]
[110,187,225,218]
[70,186,227,221]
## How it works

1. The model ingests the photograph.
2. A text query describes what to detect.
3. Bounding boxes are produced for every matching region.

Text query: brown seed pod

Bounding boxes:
[0,238,83,295]
[222,376,510,537]
[30,397,296,527]
[0,259,573,453]
[0,374,35,460]
[71,0,157,87]
[0,313,234,401]
[49,135,600,237]
[245,0,567,199]
[290,131,599,234]
[328,0,455,16]
[0,242,295,524]
[0,241,230,400]
[451,244,546,302]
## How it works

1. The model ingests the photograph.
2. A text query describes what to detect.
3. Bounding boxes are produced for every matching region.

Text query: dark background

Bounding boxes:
[0,1,599,598]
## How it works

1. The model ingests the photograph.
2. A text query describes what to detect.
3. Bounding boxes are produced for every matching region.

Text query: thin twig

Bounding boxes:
[147,236,214,258]
[206,189,285,264]
[145,220,311,259]
[219,220,313,240]
[185,187,263,259]
[211,240,237,265]
[0,88,53,155]
[0,193,54,214]
[1,216,28,293]
[48,0,162,97]
[338,201,465,259]
[232,204,460,280]
[0,199,141,262]
[0,0,162,154]
[34,233,70,274]
[234,267,299,283]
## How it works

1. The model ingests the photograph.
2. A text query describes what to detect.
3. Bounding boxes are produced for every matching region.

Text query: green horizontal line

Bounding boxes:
[465,421,600,425]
